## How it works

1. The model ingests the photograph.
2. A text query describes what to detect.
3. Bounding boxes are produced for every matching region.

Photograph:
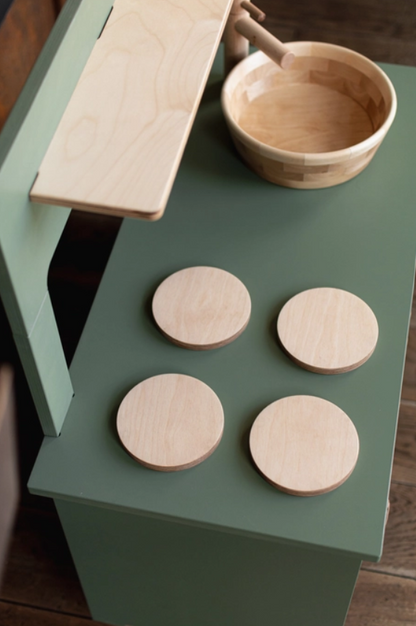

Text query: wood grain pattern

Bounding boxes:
[0,0,56,130]
[234,18,295,69]
[401,331,416,403]
[262,0,416,67]
[363,482,416,580]
[240,2,266,22]
[222,42,397,188]
[410,289,416,330]
[345,570,416,626]
[152,266,251,350]
[1,508,89,616]
[30,0,233,220]
[223,0,249,76]
[249,395,359,496]
[392,402,416,486]
[117,374,224,471]
[239,82,374,152]
[277,287,379,374]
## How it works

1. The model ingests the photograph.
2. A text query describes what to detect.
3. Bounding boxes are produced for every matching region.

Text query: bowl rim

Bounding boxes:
[221,42,398,166]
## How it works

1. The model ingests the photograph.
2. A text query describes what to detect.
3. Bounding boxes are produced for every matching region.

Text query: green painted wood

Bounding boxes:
[29,59,416,564]
[0,0,114,435]
[13,296,74,431]
[55,498,361,626]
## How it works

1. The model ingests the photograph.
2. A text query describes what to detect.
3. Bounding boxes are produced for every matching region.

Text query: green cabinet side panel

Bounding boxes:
[0,0,113,435]
[29,62,416,563]
[13,295,74,434]
[56,498,361,626]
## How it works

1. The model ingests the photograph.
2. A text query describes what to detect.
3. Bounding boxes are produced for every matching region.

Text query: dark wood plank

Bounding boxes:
[393,402,416,486]
[0,602,105,626]
[262,0,416,65]
[401,331,416,403]
[410,282,416,329]
[2,505,415,626]
[363,482,416,580]
[0,0,56,129]
[345,570,416,626]
[1,573,415,626]
[1,508,89,617]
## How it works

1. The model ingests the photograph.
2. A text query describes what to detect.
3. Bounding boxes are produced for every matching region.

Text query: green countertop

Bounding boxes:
[29,60,416,562]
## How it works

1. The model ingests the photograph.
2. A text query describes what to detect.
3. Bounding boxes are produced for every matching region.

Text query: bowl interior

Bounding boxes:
[225,43,395,155]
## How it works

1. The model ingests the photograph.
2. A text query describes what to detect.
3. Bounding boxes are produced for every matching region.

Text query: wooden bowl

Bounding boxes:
[221,42,397,189]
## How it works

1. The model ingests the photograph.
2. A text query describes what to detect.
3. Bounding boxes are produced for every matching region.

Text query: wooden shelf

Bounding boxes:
[30,0,233,220]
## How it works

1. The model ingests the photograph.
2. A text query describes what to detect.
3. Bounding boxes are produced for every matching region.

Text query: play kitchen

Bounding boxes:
[0,1,412,625]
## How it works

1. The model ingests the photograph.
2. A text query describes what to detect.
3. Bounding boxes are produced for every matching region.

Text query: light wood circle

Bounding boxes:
[239,83,374,154]
[277,287,379,374]
[250,395,360,496]
[152,266,251,350]
[221,43,397,188]
[117,374,224,472]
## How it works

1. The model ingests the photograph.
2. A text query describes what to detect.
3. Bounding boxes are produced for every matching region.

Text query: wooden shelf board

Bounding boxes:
[30,0,233,220]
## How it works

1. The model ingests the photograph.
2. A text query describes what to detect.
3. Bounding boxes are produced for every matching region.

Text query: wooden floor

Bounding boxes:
[0,0,416,624]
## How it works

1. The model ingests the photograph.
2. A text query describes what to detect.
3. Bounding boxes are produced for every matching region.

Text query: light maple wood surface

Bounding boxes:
[240,2,266,22]
[222,42,397,188]
[117,374,224,472]
[152,266,251,350]
[30,0,233,220]
[234,17,295,70]
[250,395,360,496]
[277,287,379,374]
[223,0,293,76]
[223,0,250,76]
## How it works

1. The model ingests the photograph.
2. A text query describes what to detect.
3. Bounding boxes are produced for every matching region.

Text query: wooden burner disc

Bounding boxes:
[117,374,224,471]
[277,287,379,374]
[152,266,251,350]
[250,395,360,496]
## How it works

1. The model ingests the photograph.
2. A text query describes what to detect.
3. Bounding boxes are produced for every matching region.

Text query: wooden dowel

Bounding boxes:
[235,17,295,70]
[223,0,249,75]
[240,1,266,22]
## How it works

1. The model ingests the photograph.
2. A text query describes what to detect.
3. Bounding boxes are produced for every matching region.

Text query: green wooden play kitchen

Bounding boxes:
[1,0,415,624]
